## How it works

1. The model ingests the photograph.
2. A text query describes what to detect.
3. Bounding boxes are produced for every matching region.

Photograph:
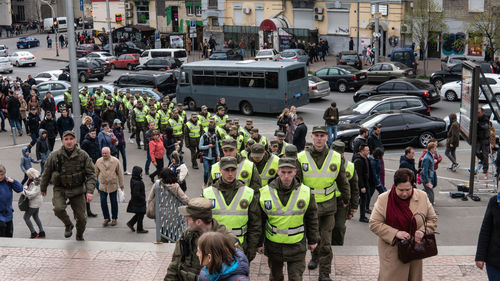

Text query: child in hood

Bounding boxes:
[22,168,45,239]
[36,129,50,173]
[20,147,39,185]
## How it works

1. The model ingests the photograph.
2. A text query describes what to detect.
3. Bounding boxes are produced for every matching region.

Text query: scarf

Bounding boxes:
[386,185,417,236]
[204,258,239,281]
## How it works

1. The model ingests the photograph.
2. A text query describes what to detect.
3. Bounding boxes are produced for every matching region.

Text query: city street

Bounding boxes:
[0,32,491,248]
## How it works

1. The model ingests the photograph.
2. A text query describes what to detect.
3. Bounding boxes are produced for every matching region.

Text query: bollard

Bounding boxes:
[11,127,17,145]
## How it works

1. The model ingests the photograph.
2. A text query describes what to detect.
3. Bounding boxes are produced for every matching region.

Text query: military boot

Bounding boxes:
[76,233,84,241]
[64,224,74,238]
[308,259,318,270]
[318,276,333,281]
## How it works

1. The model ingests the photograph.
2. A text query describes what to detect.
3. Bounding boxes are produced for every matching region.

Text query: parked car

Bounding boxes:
[0,45,8,57]
[337,51,362,70]
[365,62,415,83]
[109,54,140,70]
[431,61,496,89]
[63,60,104,83]
[8,51,36,67]
[76,44,101,57]
[135,58,182,71]
[441,55,467,71]
[113,72,177,99]
[78,57,111,75]
[37,81,71,110]
[121,87,164,101]
[86,52,116,63]
[34,70,63,83]
[353,78,441,105]
[255,49,279,61]
[308,75,330,100]
[79,84,115,96]
[279,49,309,64]
[103,41,143,56]
[313,65,368,92]
[0,57,13,73]
[390,48,417,71]
[444,104,500,138]
[440,73,500,101]
[209,49,243,60]
[16,36,40,49]
[337,111,447,150]
[339,95,429,125]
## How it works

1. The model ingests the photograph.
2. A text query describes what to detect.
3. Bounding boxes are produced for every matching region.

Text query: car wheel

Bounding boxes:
[127,64,133,70]
[445,90,457,101]
[187,99,197,111]
[79,73,87,83]
[418,131,434,148]
[15,61,20,67]
[110,64,115,69]
[97,76,104,81]
[159,68,166,71]
[8,70,12,73]
[433,79,443,90]
[337,82,348,93]
[240,101,254,116]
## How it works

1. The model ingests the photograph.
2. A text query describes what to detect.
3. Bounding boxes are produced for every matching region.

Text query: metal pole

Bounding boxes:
[82,0,85,33]
[374,2,379,64]
[105,0,114,56]
[356,0,360,54]
[66,0,81,139]
[42,0,59,57]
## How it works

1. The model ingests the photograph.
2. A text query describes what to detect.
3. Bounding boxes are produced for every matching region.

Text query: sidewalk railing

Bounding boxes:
[154,180,187,243]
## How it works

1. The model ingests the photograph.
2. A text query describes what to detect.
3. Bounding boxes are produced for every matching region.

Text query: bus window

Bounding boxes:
[265,72,279,88]
[215,71,239,87]
[193,69,215,85]
[179,71,190,85]
[241,72,264,88]
[287,67,305,82]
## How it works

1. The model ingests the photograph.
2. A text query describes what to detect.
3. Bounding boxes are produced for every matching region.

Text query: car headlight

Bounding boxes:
[431,73,435,76]
[339,120,351,125]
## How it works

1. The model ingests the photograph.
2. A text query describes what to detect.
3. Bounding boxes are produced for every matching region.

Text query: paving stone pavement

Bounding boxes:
[0,241,488,281]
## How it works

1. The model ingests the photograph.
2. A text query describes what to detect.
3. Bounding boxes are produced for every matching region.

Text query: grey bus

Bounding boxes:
[175,60,309,115]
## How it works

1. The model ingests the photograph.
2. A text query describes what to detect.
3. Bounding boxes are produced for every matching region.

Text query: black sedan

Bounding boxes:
[135,58,182,71]
[103,41,144,56]
[339,95,429,125]
[337,111,447,150]
[313,65,367,93]
[209,49,243,60]
[353,78,441,105]
[430,61,496,89]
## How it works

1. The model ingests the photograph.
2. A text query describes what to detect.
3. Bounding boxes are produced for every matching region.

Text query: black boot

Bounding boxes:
[308,259,318,270]
[64,224,74,238]
[86,203,97,217]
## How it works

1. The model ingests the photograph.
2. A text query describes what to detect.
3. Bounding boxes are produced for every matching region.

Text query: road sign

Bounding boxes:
[80,0,83,11]
[373,32,381,38]
[190,33,197,38]
[190,20,196,28]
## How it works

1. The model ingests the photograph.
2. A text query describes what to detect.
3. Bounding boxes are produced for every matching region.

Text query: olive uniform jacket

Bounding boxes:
[207,154,262,192]
[40,146,97,196]
[164,220,238,281]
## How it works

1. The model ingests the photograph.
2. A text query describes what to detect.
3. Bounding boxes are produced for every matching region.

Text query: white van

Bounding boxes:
[139,48,188,65]
[43,18,53,33]
[56,17,68,32]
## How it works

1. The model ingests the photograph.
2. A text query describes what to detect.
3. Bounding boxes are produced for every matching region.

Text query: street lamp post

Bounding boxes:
[40,0,59,57]
[105,0,114,56]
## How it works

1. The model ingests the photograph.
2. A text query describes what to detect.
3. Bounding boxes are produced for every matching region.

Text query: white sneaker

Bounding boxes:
[124,171,131,175]
[128,138,134,144]
[140,141,144,146]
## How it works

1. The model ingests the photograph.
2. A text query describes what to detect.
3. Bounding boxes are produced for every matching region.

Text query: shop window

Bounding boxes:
[468,33,483,56]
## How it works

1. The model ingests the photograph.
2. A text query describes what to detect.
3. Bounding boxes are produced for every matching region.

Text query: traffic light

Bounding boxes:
[115,14,122,24]
[53,17,58,29]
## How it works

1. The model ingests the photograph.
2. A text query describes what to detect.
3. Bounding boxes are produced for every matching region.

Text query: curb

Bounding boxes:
[42,57,69,62]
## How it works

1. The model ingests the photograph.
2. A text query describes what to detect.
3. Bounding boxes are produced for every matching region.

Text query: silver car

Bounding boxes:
[37,81,71,110]
[308,75,330,100]
[441,55,467,71]
[0,57,13,73]
[8,51,36,67]
[255,49,279,61]
[279,49,309,65]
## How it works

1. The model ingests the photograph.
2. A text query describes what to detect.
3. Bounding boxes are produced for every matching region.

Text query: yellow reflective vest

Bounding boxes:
[259,154,279,186]
[297,150,341,203]
[211,159,255,187]
[64,91,72,103]
[95,92,105,106]
[146,114,159,129]
[157,109,169,125]
[79,93,88,106]
[169,118,183,136]
[334,160,354,197]
[259,184,310,244]
[134,107,146,123]
[198,113,211,128]
[214,114,227,128]
[186,120,201,138]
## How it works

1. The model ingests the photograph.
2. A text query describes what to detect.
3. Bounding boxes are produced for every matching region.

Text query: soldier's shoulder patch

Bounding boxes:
[329,163,337,172]
[215,173,221,179]
[209,199,216,209]
[297,199,306,209]
[302,163,309,171]
[239,199,249,209]
[269,168,276,176]
[240,170,249,179]
[346,171,351,178]
[264,200,272,210]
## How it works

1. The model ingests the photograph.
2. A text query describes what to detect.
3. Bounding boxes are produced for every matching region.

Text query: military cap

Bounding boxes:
[172,109,179,114]
[177,103,183,107]
[277,132,285,139]
[221,138,237,149]
[230,126,238,131]
[137,100,143,104]
[62,130,76,138]
[270,140,279,146]
[226,119,233,124]
[251,143,266,158]
[162,101,169,105]
[220,156,238,170]
[201,105,208,110]
[332,140,345,154]
[178,197,213,219]
[312,125,327,134]
[233,118,239,123]
[209,117,215,122]
[246,119,253,124]
[284,144,298,158]
[250,128,259,133]
[246,139,255,146]
[279,158,296,169]
[191,113,198,117]
[217,106,225,111]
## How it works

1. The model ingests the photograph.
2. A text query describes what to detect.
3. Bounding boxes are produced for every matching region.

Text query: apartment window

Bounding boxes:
[208,0,217,9]
[186,5,194,15]
[195,6,202,16]
[469,0,484,12]
[136,3,149,24]
[371,4,388,16]
[433,0,443,12]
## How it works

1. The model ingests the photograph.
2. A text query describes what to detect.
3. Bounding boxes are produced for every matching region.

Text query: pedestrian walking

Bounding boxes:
[368,124,385,186]
[56,108,74,139]
[22,168,45,239]
[445,113,460,171]
[257,157,319,281]
[369,148,387,199]
[80,126,99,218]
[286,106,297,143]
[239,39,246,58]
[323,102,339,147]
[112,119,128,174]
[197,232,250,281]
[39,112,57,151]
[40,130,97,241]
[421,141,438,206]
[98,122,118,158]
[149,130,165,182]
[476,107,491,176]
[277,108,290,134]
[369,168,438,281]
[26,107,40,144]
[353,144,373,223]
[95,147,124,227]
[0,164,23,237]
[132,100,148,149]
[184,113,201,169]
[20,147,39,185]
[293,116,307,152]
[7,91,22,136]
[199,127,220,186]
[399,147,418,181]
[352,127,369,158]
[126,166,149,234]
[169,151,189,192]
[35,129,50,173]
[40,92,56,117]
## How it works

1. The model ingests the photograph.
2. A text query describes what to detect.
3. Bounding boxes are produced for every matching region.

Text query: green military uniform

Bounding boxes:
[260,160,319,281]
[241,120,253,144]
[165,198,239,281]
[131,103,148,149]
[198,111,211,129]
[146,112,159,130]
[40,131,97,240]
[251,128,268,151]
[64,90,72,112]
[214,112,228,128]
[169,111,185,151]
[157,105,170,133]
[331,141,360,246]
[184,115,201,169]
[296,126,350,280]
[79,91,89,114]
[203,157,261,261]
[249,144,279,187]
[94,91,106,109]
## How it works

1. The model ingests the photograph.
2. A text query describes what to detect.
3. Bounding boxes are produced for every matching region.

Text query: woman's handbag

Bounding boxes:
[397,213,438,264]
[18,194,29,211]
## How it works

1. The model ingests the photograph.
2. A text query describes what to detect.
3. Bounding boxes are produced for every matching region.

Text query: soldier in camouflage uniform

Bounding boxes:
[40,131,97,241]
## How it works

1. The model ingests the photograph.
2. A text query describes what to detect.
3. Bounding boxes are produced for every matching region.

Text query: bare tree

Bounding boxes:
[404,0,446,76]
[466,3,500,62]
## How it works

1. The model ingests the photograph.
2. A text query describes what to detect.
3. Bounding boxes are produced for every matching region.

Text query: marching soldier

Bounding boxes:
[203,116,217,134]
[296,126,350,281]
[176,103,187,123]
[64,87,72,112]
[241,119,253,144]
[198,105,211,129]
[258,158,319,281]
[217,118,233,143]
[249,143,279,186]
[282,144,298,159]
[163,96,175,111]
[79,87,89,115]
[233,118,242,136]
[214,106,228,128]
[40,131,97,241]
[203,156,261,262]
[269,140,280,155]
[145,106,159,130]
[157,102,170,134]
[131,100,148,149]
[184,113,201,169]
[208,138,261,191]
[276,132,289,156]
[251,128,268,150]
[227,126,244,151]
[168,109,184,151]
[94,88,106,110]
[240,139,255,159]
[331,140,359,246]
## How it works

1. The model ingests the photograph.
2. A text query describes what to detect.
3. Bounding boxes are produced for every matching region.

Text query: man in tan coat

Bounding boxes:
[95,147,124,227]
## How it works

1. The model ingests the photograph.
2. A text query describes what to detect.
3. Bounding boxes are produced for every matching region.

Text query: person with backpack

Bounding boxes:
[22,168,45,239]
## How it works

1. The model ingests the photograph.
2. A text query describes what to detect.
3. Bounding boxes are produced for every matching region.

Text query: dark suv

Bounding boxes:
[76,44,100,58]
[63,60,104,83]
[113,72,177,98]
[337,51,362,70]
[430,61,495,89]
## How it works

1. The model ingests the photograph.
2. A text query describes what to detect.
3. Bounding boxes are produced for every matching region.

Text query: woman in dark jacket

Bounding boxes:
[112,119,128,174]
[126,166,148,233]
[277,108,290,134]
[445,113,460,171]
[80,116,93,145]
[476,191,500,280]
[39,111,57,151]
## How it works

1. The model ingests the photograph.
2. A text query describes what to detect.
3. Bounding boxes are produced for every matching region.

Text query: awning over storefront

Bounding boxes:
[259,18,289,31]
